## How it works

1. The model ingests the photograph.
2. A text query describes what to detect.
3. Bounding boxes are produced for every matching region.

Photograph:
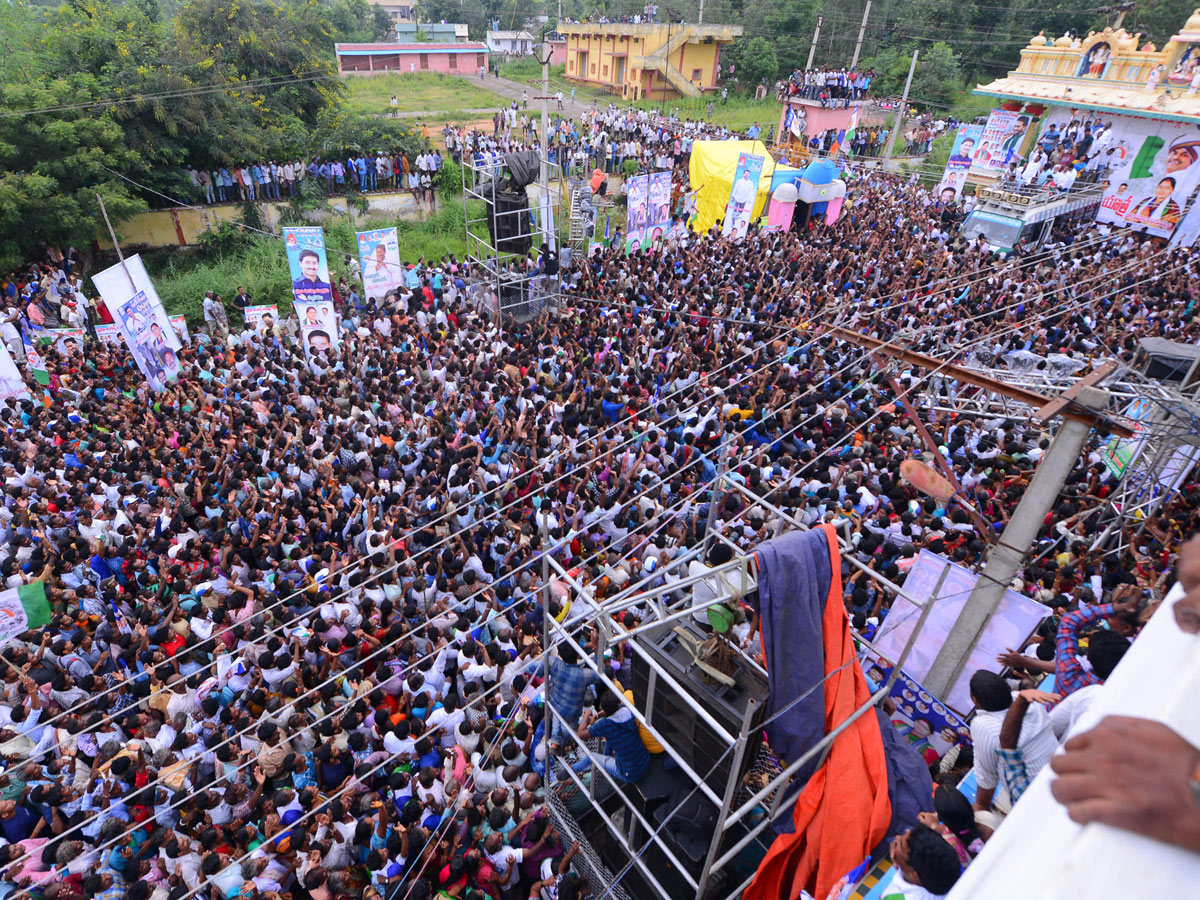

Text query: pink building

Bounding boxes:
[546,38,568,67]
[335,42,489,76]
[776,97,865,147]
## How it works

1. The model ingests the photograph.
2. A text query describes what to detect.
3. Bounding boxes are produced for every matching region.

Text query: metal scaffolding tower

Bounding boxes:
[909,352,1200,561]
[462,150,566,326]
[537,477,936,900]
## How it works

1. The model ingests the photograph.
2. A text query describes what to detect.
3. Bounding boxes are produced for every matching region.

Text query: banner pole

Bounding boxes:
[96,193,138,301]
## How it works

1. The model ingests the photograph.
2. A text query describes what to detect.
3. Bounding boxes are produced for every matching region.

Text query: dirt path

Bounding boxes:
[471,73,598,120]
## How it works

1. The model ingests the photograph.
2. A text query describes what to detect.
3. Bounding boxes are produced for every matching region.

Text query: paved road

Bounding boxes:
[471,73,599,120]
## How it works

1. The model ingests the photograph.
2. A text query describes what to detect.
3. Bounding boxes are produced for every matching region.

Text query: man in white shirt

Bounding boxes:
[484,827,553,891]
[884,824,963,899]
[968,670,1058,813]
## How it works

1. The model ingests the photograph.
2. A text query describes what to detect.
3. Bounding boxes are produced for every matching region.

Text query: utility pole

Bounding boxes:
[806,16,822,71]
[850,0,872,71]
[1098,3,1136,30]
[537,34,553,255]
[663,19,672,114]
[923,385,1112,700]
[698,0,705,25]
[540,34,551,189]
[882,49,917,165]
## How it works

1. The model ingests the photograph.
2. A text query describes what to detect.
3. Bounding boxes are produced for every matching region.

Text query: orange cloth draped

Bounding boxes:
[744,524,892,900]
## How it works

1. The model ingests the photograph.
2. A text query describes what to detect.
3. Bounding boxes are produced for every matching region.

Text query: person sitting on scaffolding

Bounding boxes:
[574,692,650,784]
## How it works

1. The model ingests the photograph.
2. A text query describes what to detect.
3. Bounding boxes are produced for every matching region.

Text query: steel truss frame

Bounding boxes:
[539,476,940,900]
[538,351,1200,897]
[461,151,567,326]
[907,359,1200,563]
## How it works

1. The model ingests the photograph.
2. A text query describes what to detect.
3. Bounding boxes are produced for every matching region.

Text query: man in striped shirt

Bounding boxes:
[969,670,1058,813]
[1054,584,1140,697]
[576,692,649,783]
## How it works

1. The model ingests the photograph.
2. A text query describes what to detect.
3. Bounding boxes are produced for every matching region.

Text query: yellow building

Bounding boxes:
[558,23,742,101]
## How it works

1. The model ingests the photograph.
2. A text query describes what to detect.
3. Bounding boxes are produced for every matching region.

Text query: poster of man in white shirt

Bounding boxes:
[722,153,765,239]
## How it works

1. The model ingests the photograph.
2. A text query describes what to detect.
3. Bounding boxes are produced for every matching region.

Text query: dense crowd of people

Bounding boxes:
[454,103,776,183]
[183,151,449,207]
[778,67,877,107]
[0,115,1198,900]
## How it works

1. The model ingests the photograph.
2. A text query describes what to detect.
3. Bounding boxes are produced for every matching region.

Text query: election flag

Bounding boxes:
[0,582,51,643]
[23,335,49,386]
[842,107,860,156]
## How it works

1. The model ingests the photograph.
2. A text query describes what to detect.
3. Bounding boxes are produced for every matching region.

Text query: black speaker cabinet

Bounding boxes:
[629,619,768,803]
[483,187,531,256]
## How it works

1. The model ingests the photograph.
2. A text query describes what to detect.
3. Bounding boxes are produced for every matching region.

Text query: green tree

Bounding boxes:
[328,0,393,43]
[312,108,427,160]
[0,77,145,269]
[861,41,961,108]
[1131,0,1191,47]
[174,0,344,130]
[736,0,819,74]
[724,37,779,91]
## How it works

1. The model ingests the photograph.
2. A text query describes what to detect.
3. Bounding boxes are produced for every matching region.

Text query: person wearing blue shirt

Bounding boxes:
[576,693,649,783]
[601,391,623,423]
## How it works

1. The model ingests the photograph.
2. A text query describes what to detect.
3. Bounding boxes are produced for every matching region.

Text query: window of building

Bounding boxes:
[692,68,702,81]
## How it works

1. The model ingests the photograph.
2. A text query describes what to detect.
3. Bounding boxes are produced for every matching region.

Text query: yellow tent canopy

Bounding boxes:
[687,140,802,235]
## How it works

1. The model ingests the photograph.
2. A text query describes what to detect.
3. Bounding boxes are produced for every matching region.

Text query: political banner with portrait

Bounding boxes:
[170,315,190,345]
[1054,112,1200,240]
[936,124,983,202]
[356,227,404,301]
[1101,396,1155,478]
[859,653,973,764]
[95,324,122,344]
[0,340,29,403]
[646,171,673,247]
[110,289,183,392]
[42,328,85,358]
[625,174,650,254]
[283,226,333,306]
[295,300,340,357]
[871,549,1049,715]
[722,153,764,239]
[970,110,1031,174]
[91,253,171,340]
[244,304,280,335]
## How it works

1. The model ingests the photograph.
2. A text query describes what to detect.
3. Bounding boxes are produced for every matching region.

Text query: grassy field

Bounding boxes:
[345,73,509,116]
[631,94,780,132]
[498,59,613,104]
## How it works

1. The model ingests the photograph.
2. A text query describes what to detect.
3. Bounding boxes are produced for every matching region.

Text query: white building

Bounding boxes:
[366,0,414,23]
[486,30,536,55]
